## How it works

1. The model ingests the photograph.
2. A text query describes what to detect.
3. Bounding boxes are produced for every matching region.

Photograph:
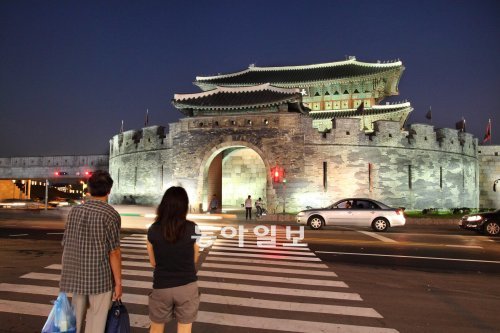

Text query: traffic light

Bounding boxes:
[84,171,93,177]
[271,165,285,183]
[54,171,68,176]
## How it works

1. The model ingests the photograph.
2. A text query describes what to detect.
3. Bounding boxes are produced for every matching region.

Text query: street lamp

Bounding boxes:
[494,179,500,192]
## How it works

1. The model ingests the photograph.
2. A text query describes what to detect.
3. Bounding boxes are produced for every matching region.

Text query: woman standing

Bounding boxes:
[147,186,200,333]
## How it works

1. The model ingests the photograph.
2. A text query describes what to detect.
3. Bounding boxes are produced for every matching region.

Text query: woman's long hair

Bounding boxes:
[156,186,189,243]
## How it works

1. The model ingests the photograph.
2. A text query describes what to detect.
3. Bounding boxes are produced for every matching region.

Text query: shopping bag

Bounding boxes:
[41,292,76,333]
[105,300,131,333]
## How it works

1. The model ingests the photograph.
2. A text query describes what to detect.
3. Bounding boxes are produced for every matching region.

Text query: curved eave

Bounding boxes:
[172,97,301,112]
[309,104,412,120]
[196,58,402,81]
[194,67,404,91]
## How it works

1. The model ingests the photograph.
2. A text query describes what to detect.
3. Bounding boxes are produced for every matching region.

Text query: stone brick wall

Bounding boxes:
[108,114,482,212]
[0,155,108,179]
[478,146,500,209]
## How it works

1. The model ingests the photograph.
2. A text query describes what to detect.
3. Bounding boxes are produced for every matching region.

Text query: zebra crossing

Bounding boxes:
[0,224,399,332]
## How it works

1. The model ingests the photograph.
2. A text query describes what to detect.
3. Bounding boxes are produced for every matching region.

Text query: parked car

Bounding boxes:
[296,198,406,231]
[459,210,500,236]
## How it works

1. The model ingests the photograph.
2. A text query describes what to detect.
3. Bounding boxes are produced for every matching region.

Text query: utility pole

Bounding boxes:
[44,179,49,210]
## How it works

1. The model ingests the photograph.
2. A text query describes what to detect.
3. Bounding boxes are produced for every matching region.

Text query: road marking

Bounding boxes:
[0,282,378,318]
[357,231,397,243]
[204,256,328,268]
[3,224,18,227]
[198,281,362,300]
[197,270,348,287]
[214,239,310,250]
[20,272,359,300]
[46,232,64,235]
[200,294,381,317]
[0,299,398,332]
[209,251,322,261]
[9,234,28,237]
[121,243,146,248]
[201,262,337,277]
[211,245,316,256]
[315,251,500,264]
[445,245,483,249]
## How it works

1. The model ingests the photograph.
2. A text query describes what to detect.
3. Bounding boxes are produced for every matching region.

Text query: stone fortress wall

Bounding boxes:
[478,146,500,209]
[109,112,492,212]
[0,155,108,179]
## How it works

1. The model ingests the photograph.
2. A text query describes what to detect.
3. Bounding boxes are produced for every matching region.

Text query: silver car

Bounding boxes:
[296,198,406,231]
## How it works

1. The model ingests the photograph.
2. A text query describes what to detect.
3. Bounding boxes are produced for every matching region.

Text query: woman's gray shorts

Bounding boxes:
[148,281,200,324]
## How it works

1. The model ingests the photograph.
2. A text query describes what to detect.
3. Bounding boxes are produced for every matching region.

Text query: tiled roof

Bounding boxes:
[309,102,412,119]
[195,58,402,87]
[172,84,302,111]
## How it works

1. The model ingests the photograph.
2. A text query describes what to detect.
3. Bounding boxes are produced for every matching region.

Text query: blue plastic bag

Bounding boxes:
[41,292,76,333]
[105,300,130,333]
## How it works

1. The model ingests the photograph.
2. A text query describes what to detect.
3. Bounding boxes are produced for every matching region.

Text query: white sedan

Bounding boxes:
[297,198,406,231]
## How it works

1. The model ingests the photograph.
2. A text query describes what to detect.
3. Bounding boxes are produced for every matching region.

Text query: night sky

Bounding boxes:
[1,0,499,157]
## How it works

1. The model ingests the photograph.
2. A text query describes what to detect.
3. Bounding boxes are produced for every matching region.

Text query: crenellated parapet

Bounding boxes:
[0,154,108,179]
[109,125,169,158]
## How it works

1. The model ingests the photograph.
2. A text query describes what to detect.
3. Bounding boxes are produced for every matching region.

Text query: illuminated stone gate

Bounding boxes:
[108,58,494,211]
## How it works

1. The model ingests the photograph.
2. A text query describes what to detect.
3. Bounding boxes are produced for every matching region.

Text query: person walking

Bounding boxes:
[245,195,252,220]
[60,170,122,333]
[147,186,200,333]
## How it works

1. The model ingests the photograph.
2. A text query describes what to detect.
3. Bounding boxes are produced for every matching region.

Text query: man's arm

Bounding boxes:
[109,247,122,300]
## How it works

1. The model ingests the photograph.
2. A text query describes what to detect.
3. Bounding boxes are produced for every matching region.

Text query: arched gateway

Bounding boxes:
[109,58,484,211]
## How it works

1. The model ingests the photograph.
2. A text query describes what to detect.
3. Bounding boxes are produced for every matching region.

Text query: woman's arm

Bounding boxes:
[193,242,200,266]
[146,240,156,268]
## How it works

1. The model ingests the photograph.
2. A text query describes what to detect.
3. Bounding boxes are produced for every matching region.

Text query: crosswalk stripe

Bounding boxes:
[214,238,311,251]
[44,264,152,278]
[204,256,328,268]
[20,273,360,301]
[122,254,149,260]
[0,282,379,318]
[201,294,381,318]
[123,251,323,262]
[208,251,322,261]
[211,245,316,256]
[122,260,151,268]
[213,240,311,251]
[201,262,337,277]
[0,299,397,332]
[121,248,150,254]
[47,260,335,278]
[195,310,397,333]
[198,281,362,300]
[121,243,146,248]
[197,271,348,287]
[0,280,376,319]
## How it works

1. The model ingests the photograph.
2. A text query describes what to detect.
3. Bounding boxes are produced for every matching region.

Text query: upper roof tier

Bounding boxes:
[172,84,304,115]
[195,57,403,90]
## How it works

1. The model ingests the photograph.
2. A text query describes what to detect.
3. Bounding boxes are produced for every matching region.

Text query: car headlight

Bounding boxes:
[466,215,482,222]
[297,212,305,217]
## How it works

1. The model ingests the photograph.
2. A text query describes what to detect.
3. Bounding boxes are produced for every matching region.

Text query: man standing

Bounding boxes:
[60,170,122,333]
[245,195,252,220]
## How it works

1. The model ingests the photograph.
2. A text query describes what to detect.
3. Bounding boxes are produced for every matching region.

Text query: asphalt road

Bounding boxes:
[0,213,499,333]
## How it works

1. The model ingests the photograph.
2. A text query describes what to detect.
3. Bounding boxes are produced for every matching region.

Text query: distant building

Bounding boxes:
[108,57,498,211]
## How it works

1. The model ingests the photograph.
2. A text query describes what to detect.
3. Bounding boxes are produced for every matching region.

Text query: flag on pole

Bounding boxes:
[455,118,466,132]
[483,119,491,143]
[120,120,124,134]
[425,106,432,120]
[144,109,149,127]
